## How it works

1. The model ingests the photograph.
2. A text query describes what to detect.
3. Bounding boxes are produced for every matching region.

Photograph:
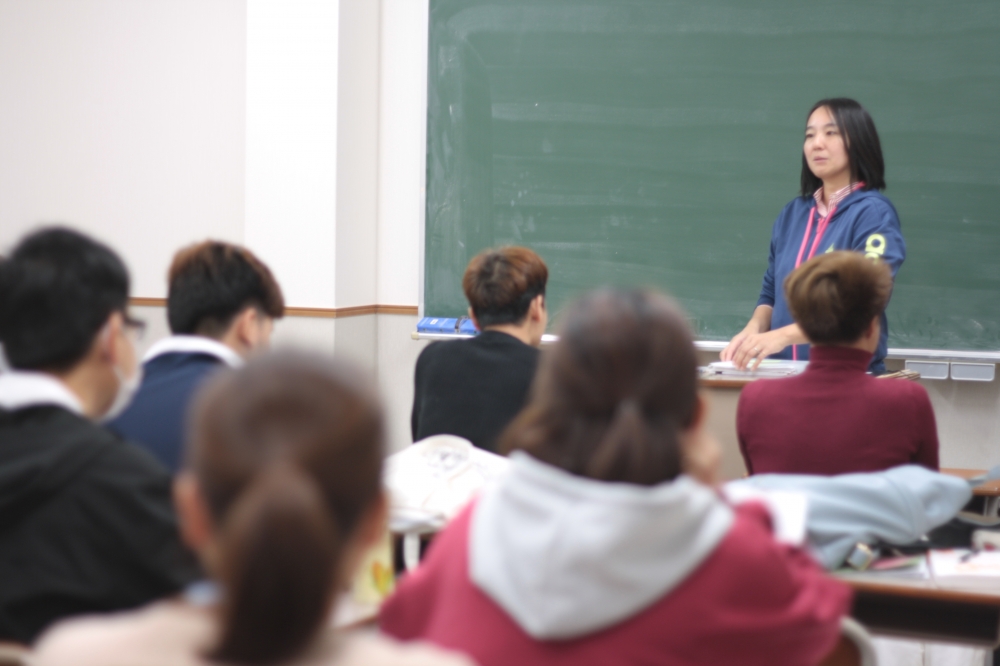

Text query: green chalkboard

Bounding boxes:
[424,0,1000,350]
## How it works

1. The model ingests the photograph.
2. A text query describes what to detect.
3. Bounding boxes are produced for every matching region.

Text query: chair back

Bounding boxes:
[819,617,877,666]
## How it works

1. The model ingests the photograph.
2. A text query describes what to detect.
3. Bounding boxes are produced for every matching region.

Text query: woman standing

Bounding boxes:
[721,98,905,374]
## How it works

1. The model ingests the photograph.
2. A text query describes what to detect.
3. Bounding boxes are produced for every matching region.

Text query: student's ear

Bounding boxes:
[529,294,545,321]
[680,393,721,487]
[356,490,389,552]
[230,307,271,355]
[468,307,481,332]
[174,472,215,553]
[96,312,123,363]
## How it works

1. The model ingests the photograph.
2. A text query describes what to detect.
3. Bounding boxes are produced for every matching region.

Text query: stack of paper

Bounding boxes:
[930,549,1000,590]
[705,360,808,378]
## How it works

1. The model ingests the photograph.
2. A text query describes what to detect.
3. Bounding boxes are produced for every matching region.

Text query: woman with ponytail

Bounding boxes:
[381,288,851,666]
[33,352,474,666]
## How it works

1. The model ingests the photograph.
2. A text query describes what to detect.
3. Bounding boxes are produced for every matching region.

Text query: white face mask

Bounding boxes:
[101,362,143,423]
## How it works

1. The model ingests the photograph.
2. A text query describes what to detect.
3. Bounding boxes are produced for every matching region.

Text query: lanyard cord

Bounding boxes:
[794,205,838,269]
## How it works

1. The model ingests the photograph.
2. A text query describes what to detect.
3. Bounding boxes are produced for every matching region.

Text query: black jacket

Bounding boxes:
[0,406,200,644]
[411,331,540,452]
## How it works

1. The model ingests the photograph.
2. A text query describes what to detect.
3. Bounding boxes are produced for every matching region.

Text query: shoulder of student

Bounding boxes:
[334,633,478,666]
[31,601,209,666]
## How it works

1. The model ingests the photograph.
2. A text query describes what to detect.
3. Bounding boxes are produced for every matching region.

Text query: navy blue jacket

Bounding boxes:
[108,352,225,473]
[757,189,906,373]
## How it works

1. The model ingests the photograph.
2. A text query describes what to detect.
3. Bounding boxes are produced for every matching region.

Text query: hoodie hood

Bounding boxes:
[469,451,733,640]
[0,373,111,530]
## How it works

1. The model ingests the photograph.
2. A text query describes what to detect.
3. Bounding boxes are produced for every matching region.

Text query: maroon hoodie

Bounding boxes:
[381,500,850,666]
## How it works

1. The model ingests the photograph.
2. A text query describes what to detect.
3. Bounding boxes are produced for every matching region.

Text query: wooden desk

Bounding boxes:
[943,468,1000,498]
[841,575,1000,647]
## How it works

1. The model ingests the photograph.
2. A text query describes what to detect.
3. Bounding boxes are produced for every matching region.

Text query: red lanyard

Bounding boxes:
[794,204,838,269]
[791,204,837,360]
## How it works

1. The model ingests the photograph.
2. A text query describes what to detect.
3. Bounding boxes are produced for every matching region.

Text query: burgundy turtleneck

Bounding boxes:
[737,345,939,476]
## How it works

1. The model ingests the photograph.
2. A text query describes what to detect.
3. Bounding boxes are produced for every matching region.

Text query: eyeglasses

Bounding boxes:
[124,315,147,342]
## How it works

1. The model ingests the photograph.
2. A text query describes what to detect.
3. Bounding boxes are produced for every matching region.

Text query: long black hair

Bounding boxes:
[800,98,886,197]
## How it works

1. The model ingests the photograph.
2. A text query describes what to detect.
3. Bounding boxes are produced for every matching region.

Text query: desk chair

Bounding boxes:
[821,618,877,666]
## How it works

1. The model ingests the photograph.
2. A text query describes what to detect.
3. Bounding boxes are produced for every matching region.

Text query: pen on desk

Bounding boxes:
[960,548,980,563]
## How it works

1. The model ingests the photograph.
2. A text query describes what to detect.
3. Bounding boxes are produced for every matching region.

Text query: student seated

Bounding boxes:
[33,352,474,666]
[411,246,547,452]
[0,228,198,644]
[382,288,850,666]
[109,241,284,472]
[738,251,939,476]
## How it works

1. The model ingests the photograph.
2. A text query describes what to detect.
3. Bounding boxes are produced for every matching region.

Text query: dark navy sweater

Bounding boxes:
[108,352,225,473]
[757,189,905,373]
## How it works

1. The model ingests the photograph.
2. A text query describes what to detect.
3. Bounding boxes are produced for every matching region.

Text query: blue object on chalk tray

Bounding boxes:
[417,317,458,333]
[458,317,479,335]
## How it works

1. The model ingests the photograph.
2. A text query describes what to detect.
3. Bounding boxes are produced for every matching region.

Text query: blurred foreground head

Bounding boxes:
[181,351,384,665]
[501,288,716,486]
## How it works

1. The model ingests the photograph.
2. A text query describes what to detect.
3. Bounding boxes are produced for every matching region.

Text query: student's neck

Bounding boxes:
[482,323,536,347]
[821,174,852,206]
[53,362,111,420]
[813,339,876,354]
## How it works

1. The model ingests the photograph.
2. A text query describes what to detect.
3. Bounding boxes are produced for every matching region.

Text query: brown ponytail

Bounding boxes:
[500,288,695,486]
[187,352,383,665]
[210,465,340,664]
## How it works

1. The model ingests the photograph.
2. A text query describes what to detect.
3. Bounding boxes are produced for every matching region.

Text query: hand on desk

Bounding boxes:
[721,322,806,370]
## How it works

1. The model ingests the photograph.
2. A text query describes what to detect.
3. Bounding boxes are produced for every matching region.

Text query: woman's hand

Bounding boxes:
[728,329,790,370]
[721,305,773,365]
[720,325,758,363]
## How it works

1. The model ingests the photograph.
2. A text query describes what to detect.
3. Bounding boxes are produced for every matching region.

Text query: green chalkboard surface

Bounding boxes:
[424,0,1000,350]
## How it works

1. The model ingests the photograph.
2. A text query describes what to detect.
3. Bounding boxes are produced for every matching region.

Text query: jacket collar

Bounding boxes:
[0,371,85,415]
[805,345,873,373]
[143,335,243,368]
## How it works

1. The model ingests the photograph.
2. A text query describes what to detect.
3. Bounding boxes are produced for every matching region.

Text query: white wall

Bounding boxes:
[377,0,429,307]
[0,0,246,296]
[245,0,339,309]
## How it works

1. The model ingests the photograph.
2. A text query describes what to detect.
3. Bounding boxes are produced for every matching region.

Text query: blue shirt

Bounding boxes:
[757,189,906,373]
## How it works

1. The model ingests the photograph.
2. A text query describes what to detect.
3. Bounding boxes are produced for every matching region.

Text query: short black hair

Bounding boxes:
[167,241,284,336]
[801,98,886,197]
[0,227,129,371]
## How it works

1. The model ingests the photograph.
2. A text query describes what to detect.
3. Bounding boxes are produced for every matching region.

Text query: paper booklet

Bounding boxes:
[704,360,809,378]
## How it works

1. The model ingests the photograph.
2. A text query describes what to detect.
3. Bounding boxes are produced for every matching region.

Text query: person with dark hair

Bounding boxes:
[109,241,285,472]
[32,352,474,666]
[411,246,548,451]
[382,288,850,666]
[738,251,939,476]
[722,98,905,374]
[0,227,198,644]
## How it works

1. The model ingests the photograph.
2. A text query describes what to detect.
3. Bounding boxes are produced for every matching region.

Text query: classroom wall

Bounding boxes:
[0,0,246,296]
[2,0,996,462]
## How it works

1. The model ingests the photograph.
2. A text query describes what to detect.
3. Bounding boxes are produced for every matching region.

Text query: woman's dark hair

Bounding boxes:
[785,251,893,345]
[188,352,383,665]
[168,241,285,337]
[0,227,129,371]
[462,246,548,327]
[500,288,698,486]
[800,98,886,196]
